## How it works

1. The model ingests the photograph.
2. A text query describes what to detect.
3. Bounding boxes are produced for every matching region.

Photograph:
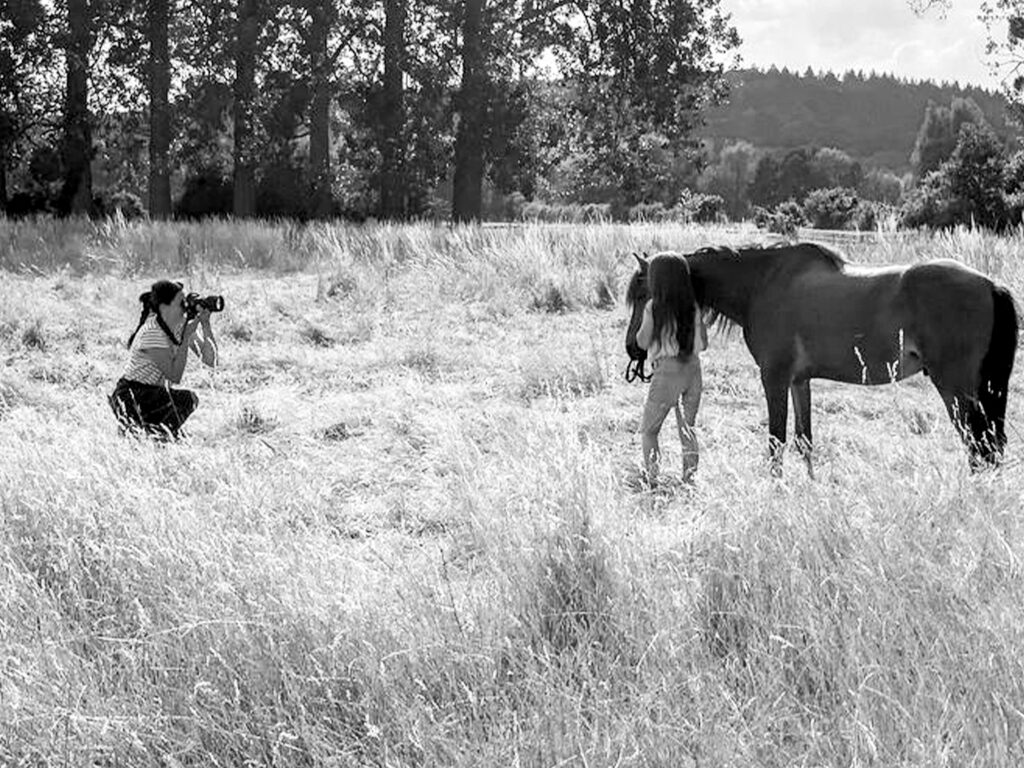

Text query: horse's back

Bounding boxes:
[897,259,994,325]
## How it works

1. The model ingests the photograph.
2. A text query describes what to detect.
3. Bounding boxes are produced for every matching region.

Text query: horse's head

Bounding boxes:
[624,252,651,382]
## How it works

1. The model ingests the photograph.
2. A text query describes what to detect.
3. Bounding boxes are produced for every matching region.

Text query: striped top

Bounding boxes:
[121,315,180,385]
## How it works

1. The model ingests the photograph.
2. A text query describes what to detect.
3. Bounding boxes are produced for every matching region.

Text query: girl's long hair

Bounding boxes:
[649,254,696,357]
[127,280,184,348]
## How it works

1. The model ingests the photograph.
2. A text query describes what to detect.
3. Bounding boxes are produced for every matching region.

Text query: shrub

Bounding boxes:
[628,202,668,222]
[802,187,861,230]
[518,201,612,223]
[530,280,573,314]
[91,190,147,220]
[898,171,959,230]
[235,404,278,434]
[754,200,805,236]
[299,322,335,347]
[851,201,879,232]
[175,168,233,220]
[678,190,725,223]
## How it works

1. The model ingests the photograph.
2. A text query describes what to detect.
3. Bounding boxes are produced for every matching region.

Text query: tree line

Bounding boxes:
[0,0,741,222]
[700,67,1019,174]
[694,92,1024,234]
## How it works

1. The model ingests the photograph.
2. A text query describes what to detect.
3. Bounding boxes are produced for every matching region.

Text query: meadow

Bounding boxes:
[2,216,1024,766]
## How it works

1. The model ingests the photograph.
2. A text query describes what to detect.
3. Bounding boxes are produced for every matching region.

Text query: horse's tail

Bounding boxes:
[978,283,1020,455]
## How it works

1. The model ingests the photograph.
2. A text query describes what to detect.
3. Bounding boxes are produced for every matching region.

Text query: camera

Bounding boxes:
[184,292,225,318]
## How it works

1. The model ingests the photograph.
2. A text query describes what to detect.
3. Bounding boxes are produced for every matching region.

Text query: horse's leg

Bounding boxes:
[790,379,814,480]
[933,385,984,471]
[929,360,995,471]
[761,367,790,477]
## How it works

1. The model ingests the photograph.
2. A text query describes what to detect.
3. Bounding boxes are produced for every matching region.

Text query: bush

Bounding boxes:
[898,171,959,230]
[802,187,861,230]
[92,190,146,220]
[519,201,612,223]
[5,191,54,218]
[851,202,879,232]
[255,163,314,220]
[627,202,668,222]
[678,189,725,223]
[1005,191,1024,229]
[175,167,233,220]
[754,200,805,236]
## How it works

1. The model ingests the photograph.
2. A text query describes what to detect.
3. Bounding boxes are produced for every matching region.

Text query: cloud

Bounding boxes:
[720,0,1004,88]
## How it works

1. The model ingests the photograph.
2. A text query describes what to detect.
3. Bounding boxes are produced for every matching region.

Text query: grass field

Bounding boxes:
[2,217,1024,766]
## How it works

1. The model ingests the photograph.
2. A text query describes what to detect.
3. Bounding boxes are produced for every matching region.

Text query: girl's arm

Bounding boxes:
[695,306,708,352]
[637,300,654,350]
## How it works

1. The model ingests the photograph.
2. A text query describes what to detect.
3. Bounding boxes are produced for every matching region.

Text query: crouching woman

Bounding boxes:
[109,280,218,439]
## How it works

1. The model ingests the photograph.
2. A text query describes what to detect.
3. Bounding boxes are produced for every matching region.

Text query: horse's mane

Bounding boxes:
[690,241,848,337]
[736,240,847,271]
[625,269,645,307]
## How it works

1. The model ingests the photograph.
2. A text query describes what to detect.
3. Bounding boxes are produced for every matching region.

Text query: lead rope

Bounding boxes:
[625,357,651,383]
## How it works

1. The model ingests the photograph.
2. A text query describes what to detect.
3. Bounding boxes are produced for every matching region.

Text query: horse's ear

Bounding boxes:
[633,252,649,269]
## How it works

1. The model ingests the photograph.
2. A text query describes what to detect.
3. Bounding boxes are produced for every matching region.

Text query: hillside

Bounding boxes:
[701,67,1021,172]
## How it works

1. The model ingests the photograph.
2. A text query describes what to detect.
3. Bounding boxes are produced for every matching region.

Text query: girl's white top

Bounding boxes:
[639,302,706,362]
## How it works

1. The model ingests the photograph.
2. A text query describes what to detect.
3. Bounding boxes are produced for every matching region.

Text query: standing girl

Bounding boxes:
[109,280,218,439]
[636,254,707,487]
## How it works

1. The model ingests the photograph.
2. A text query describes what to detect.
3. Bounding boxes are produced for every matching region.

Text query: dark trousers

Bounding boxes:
[109,377,198,439]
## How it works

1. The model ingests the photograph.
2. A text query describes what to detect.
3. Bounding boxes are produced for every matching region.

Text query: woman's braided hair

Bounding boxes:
[127,279,184,348]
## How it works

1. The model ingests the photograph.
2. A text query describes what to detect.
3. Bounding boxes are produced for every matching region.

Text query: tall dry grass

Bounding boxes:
[2,216,1024,765]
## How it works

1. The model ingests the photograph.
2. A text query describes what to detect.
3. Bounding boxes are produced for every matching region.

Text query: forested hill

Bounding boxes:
[701,67,1020,173]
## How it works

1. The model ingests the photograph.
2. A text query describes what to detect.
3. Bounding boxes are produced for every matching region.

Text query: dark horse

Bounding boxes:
[625,243,1020,475]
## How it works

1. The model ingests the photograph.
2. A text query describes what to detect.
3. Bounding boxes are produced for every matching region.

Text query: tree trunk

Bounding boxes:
[60,0,92,216]
[233,0,259,218]
[0,162,7,214]
[307,0,333,220]
[147,0,172,219]
[452,0,486,223]
[379,0,406,219]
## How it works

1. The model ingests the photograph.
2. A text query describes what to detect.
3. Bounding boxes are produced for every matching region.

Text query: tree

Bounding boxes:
[305,0,337,220]
[700,139,757,219]
[909,96,988,179]
[233,0,261,217]
[900,121,1010,230]
[561,0,741,209]
[58,0,93,215]
[748,153,781,208]
[451,0,487,221]
[0,0,55,212]
[380,0,406,218]
[148,0,172,218]
[776,147,828,202]
[944,121,1008,229]
[980,1,1024,122]
[812,147,862,190]
[447,0,582,221]
[859,167,904,204]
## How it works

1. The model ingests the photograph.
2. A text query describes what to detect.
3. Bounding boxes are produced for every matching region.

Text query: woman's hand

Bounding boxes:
[189,308,218,367]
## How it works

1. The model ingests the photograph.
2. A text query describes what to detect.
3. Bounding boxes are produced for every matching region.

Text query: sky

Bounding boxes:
[719,0,1010,91]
